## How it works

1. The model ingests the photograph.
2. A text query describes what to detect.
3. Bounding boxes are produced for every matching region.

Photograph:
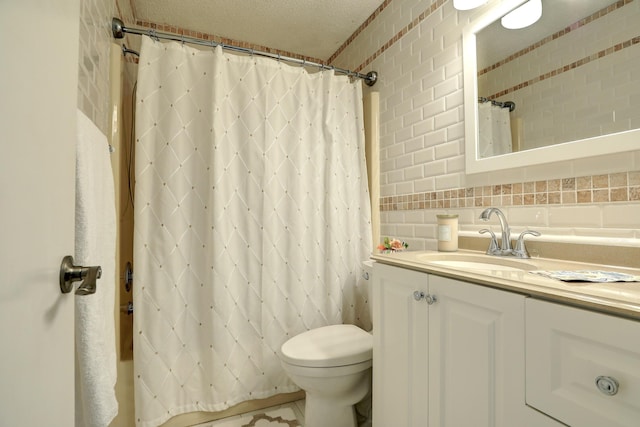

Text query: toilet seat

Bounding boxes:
[280,324,372,368]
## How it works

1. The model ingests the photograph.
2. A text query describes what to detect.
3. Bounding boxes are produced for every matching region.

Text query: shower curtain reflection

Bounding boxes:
[133,36,372,427]
[478,101,513,158]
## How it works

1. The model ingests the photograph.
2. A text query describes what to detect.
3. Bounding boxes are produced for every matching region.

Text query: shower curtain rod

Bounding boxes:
[111,18,378,86]
[478,96,516,112]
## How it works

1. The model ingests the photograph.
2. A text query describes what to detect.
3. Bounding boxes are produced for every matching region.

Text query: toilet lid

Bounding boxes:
[280,324,372,368]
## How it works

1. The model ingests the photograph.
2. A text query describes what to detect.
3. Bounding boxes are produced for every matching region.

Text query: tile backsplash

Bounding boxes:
[378,171,640,251]
[381,171,640,211]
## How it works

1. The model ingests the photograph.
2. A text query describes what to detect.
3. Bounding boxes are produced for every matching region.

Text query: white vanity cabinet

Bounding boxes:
[427,274,549,426]
[526,299,640,427]
[372,264,429,426]
[372,263,561,427]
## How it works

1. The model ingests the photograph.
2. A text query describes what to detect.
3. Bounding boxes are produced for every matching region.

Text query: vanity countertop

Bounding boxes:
[371,250,640,320]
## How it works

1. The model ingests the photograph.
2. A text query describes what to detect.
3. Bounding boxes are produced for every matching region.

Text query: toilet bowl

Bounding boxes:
[279,261,375,427]
[280,324,373,427]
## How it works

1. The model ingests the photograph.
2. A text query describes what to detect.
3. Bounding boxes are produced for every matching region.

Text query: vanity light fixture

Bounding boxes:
[501,0,542,29]
[453,0,489,11]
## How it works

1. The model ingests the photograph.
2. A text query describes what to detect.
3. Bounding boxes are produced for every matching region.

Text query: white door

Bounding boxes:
[0,1,80,425]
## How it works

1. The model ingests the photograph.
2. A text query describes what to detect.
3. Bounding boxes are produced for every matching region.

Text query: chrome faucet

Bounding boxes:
[479,207,540,258]
[479,208,512,253]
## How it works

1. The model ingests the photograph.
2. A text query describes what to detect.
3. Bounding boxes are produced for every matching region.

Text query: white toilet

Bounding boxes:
[279,261,374,427]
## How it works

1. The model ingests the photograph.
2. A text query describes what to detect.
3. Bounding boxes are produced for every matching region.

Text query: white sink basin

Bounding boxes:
[416,252,537,272]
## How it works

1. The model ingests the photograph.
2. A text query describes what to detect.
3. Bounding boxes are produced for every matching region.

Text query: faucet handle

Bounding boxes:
[514,230,541,258]
[479,228,499,255]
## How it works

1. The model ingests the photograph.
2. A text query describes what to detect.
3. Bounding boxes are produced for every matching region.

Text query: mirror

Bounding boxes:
[463,0,640,174]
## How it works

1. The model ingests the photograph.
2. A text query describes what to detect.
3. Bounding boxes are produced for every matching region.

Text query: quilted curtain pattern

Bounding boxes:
[133,36,372,427]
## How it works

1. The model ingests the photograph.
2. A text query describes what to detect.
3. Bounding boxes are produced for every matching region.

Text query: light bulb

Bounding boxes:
[453,0,489,11]
[501,0,542,29]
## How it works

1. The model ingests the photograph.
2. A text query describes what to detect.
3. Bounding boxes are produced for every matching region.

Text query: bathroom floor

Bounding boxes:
[193,400,305,427]
[192,398,373,427]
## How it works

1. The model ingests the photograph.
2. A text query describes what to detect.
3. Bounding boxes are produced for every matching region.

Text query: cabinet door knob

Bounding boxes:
[425,294,437,305]
[595,376,619,396]
[413,291,425,301]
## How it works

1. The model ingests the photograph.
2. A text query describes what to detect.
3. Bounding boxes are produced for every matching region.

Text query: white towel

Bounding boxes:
[75,110,118,427]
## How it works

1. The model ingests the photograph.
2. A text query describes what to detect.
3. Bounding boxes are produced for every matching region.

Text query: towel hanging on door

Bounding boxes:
[75,109,118,427]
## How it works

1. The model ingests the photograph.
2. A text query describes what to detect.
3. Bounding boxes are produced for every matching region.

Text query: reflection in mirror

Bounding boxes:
[463,0,640,174]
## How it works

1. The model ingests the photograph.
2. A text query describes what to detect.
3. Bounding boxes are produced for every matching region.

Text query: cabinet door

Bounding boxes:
[372,264,428,427]
[526,299,640,427]
[428,276,557,427]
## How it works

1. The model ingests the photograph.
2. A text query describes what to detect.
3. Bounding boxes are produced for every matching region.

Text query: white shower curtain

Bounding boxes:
[133,36,372,427]
[478,102,513,157]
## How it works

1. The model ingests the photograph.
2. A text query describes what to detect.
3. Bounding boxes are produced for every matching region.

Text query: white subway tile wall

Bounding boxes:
[77,0,136,135]
[78,0,116,134]
[331,0,640,249]
[82,0,639,250]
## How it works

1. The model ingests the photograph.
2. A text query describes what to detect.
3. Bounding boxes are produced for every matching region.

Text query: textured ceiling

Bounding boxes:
[132,0,385,61]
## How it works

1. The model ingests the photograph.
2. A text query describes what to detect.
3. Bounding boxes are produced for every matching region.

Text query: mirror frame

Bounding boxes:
[462,0,640,175]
